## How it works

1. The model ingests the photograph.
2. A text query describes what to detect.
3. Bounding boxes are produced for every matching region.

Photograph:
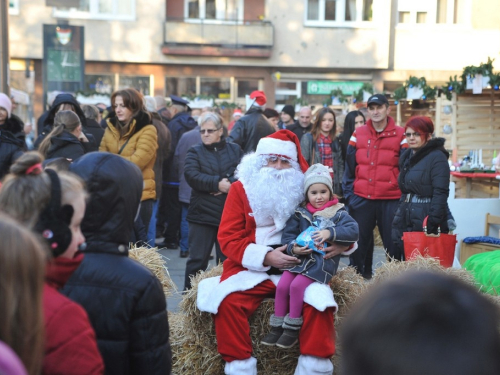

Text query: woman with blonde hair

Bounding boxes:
[38,110,91,161]
[100,88,158,230]
[0,152,104,375]
[0,213,46,375]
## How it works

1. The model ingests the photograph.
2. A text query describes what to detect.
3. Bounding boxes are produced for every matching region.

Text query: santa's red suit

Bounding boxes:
[197,130,337,375]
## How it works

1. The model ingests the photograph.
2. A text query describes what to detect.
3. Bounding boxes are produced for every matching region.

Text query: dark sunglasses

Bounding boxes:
[199,128,220,134]
[405,132,421,138]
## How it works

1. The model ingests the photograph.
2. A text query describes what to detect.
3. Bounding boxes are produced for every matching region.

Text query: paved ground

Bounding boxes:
[158,239,388,312]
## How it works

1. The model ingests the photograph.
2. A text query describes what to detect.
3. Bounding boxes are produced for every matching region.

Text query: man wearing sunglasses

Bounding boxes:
[342,94,408,279]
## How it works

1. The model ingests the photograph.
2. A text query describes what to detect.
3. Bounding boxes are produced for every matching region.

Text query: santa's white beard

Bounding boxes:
[238,157,304,224]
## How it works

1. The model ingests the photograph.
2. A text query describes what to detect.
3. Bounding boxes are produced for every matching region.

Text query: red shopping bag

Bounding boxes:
[403,217,457,267]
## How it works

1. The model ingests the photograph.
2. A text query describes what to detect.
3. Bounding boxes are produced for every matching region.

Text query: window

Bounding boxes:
[166,77,197,98]
[53,0,135,21]
[118,75,151,95]
[200,77,231,99]
[186,0,243,22]
[236,79,259,98]
[398,0,469,25]
[8,0,19,15]
[84,74,115,94]
[305,0,373,25]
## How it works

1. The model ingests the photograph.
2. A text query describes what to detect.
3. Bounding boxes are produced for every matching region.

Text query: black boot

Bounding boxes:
[276,314,303,349]
[261,314,284,346]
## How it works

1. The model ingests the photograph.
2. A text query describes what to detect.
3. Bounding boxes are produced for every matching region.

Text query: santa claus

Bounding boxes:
[197,130,345,375]
[197,130,343,375]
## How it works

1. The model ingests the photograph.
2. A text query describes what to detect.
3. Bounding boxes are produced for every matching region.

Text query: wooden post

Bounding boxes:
[396,101,401,126]
[451,92,457,152]
[435,94,442,137]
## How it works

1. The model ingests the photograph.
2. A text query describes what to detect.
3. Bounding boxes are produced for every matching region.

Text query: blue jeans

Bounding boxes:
[180,203,189,252]
[147,200,159,247]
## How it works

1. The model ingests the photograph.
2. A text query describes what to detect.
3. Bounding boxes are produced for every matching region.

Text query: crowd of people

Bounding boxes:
[0,86,498,375]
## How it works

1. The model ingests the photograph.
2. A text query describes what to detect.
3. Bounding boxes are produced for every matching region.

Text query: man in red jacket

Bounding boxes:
[197,130,344,375]
[342,94,408,279]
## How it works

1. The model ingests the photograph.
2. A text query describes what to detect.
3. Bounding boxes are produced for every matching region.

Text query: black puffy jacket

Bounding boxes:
[62,153,171,375]
[185,138,243,226]
[392,138,451,258]
[0,114,25,179]
[46,131,92,161]
[228,107,275,154]
[35,93,97,151]
[85,118,105,146]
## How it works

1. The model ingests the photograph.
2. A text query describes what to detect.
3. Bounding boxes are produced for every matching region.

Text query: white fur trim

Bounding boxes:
[225,357,257,375]
[303,282,338,313]
[242,243,273,271]
[342,242,358,256]
[197,271,271,314]
[256,138,298,161]
[294,355,333,375]
[197,271,337,314]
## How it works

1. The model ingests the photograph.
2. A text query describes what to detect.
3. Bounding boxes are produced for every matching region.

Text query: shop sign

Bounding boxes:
[307,81,364,95]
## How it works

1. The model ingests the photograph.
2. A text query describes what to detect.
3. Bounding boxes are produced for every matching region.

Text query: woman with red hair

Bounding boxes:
[392,116,452,260]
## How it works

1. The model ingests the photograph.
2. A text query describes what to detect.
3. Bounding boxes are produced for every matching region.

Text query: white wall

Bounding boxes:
[449,196,500,261]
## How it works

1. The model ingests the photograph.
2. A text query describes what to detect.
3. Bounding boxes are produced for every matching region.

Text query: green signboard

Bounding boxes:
[307,81,364,95]
[47,49,82,82]
[43,24,85,108]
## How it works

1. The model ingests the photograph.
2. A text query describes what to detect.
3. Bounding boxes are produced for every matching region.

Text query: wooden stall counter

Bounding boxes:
[451,172,500,199]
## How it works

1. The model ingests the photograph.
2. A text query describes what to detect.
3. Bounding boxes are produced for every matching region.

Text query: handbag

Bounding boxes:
[403,216,457,267]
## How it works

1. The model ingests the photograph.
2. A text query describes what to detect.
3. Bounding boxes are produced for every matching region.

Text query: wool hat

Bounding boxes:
[0,93,12,119]
[249,90,267,107]
[255,129,309,172]
[303,163,333,196]
[281,104,295,119]
[367,94,389,106]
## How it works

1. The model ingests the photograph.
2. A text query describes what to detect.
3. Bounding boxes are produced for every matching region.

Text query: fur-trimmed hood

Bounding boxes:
[402,137,448,168]
[107,110,152,136]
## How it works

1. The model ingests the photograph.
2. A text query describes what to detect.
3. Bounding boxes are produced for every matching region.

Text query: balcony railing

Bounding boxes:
[162,18,274,58]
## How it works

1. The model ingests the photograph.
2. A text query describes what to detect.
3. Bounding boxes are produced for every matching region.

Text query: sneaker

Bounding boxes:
[261,326,284,346]
[276,328,300,348]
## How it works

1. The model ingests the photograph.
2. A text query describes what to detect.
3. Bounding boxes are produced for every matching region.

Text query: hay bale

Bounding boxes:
[372,256,476,287]
[329,266,367,320]
[171,258,488,374]
[128,244,177,297]
[171,265,317,374]
[171,265,224,375]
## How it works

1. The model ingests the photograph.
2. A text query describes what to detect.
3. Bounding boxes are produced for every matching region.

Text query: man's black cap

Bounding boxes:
[367,94,389,106]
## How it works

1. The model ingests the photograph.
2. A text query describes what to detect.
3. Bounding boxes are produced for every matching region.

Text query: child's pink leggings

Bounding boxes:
[275,270,315,319]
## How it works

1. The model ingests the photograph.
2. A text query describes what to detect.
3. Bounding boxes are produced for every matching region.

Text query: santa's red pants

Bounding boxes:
[214,279,336,362]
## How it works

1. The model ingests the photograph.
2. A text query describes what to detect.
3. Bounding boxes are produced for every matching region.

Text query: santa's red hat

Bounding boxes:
[233,108,243,117]
[249,90,267,107]
[255,129,309,172]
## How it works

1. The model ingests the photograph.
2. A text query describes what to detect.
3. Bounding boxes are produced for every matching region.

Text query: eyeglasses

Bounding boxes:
[199,128,220,134]
[405,132,421,138]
